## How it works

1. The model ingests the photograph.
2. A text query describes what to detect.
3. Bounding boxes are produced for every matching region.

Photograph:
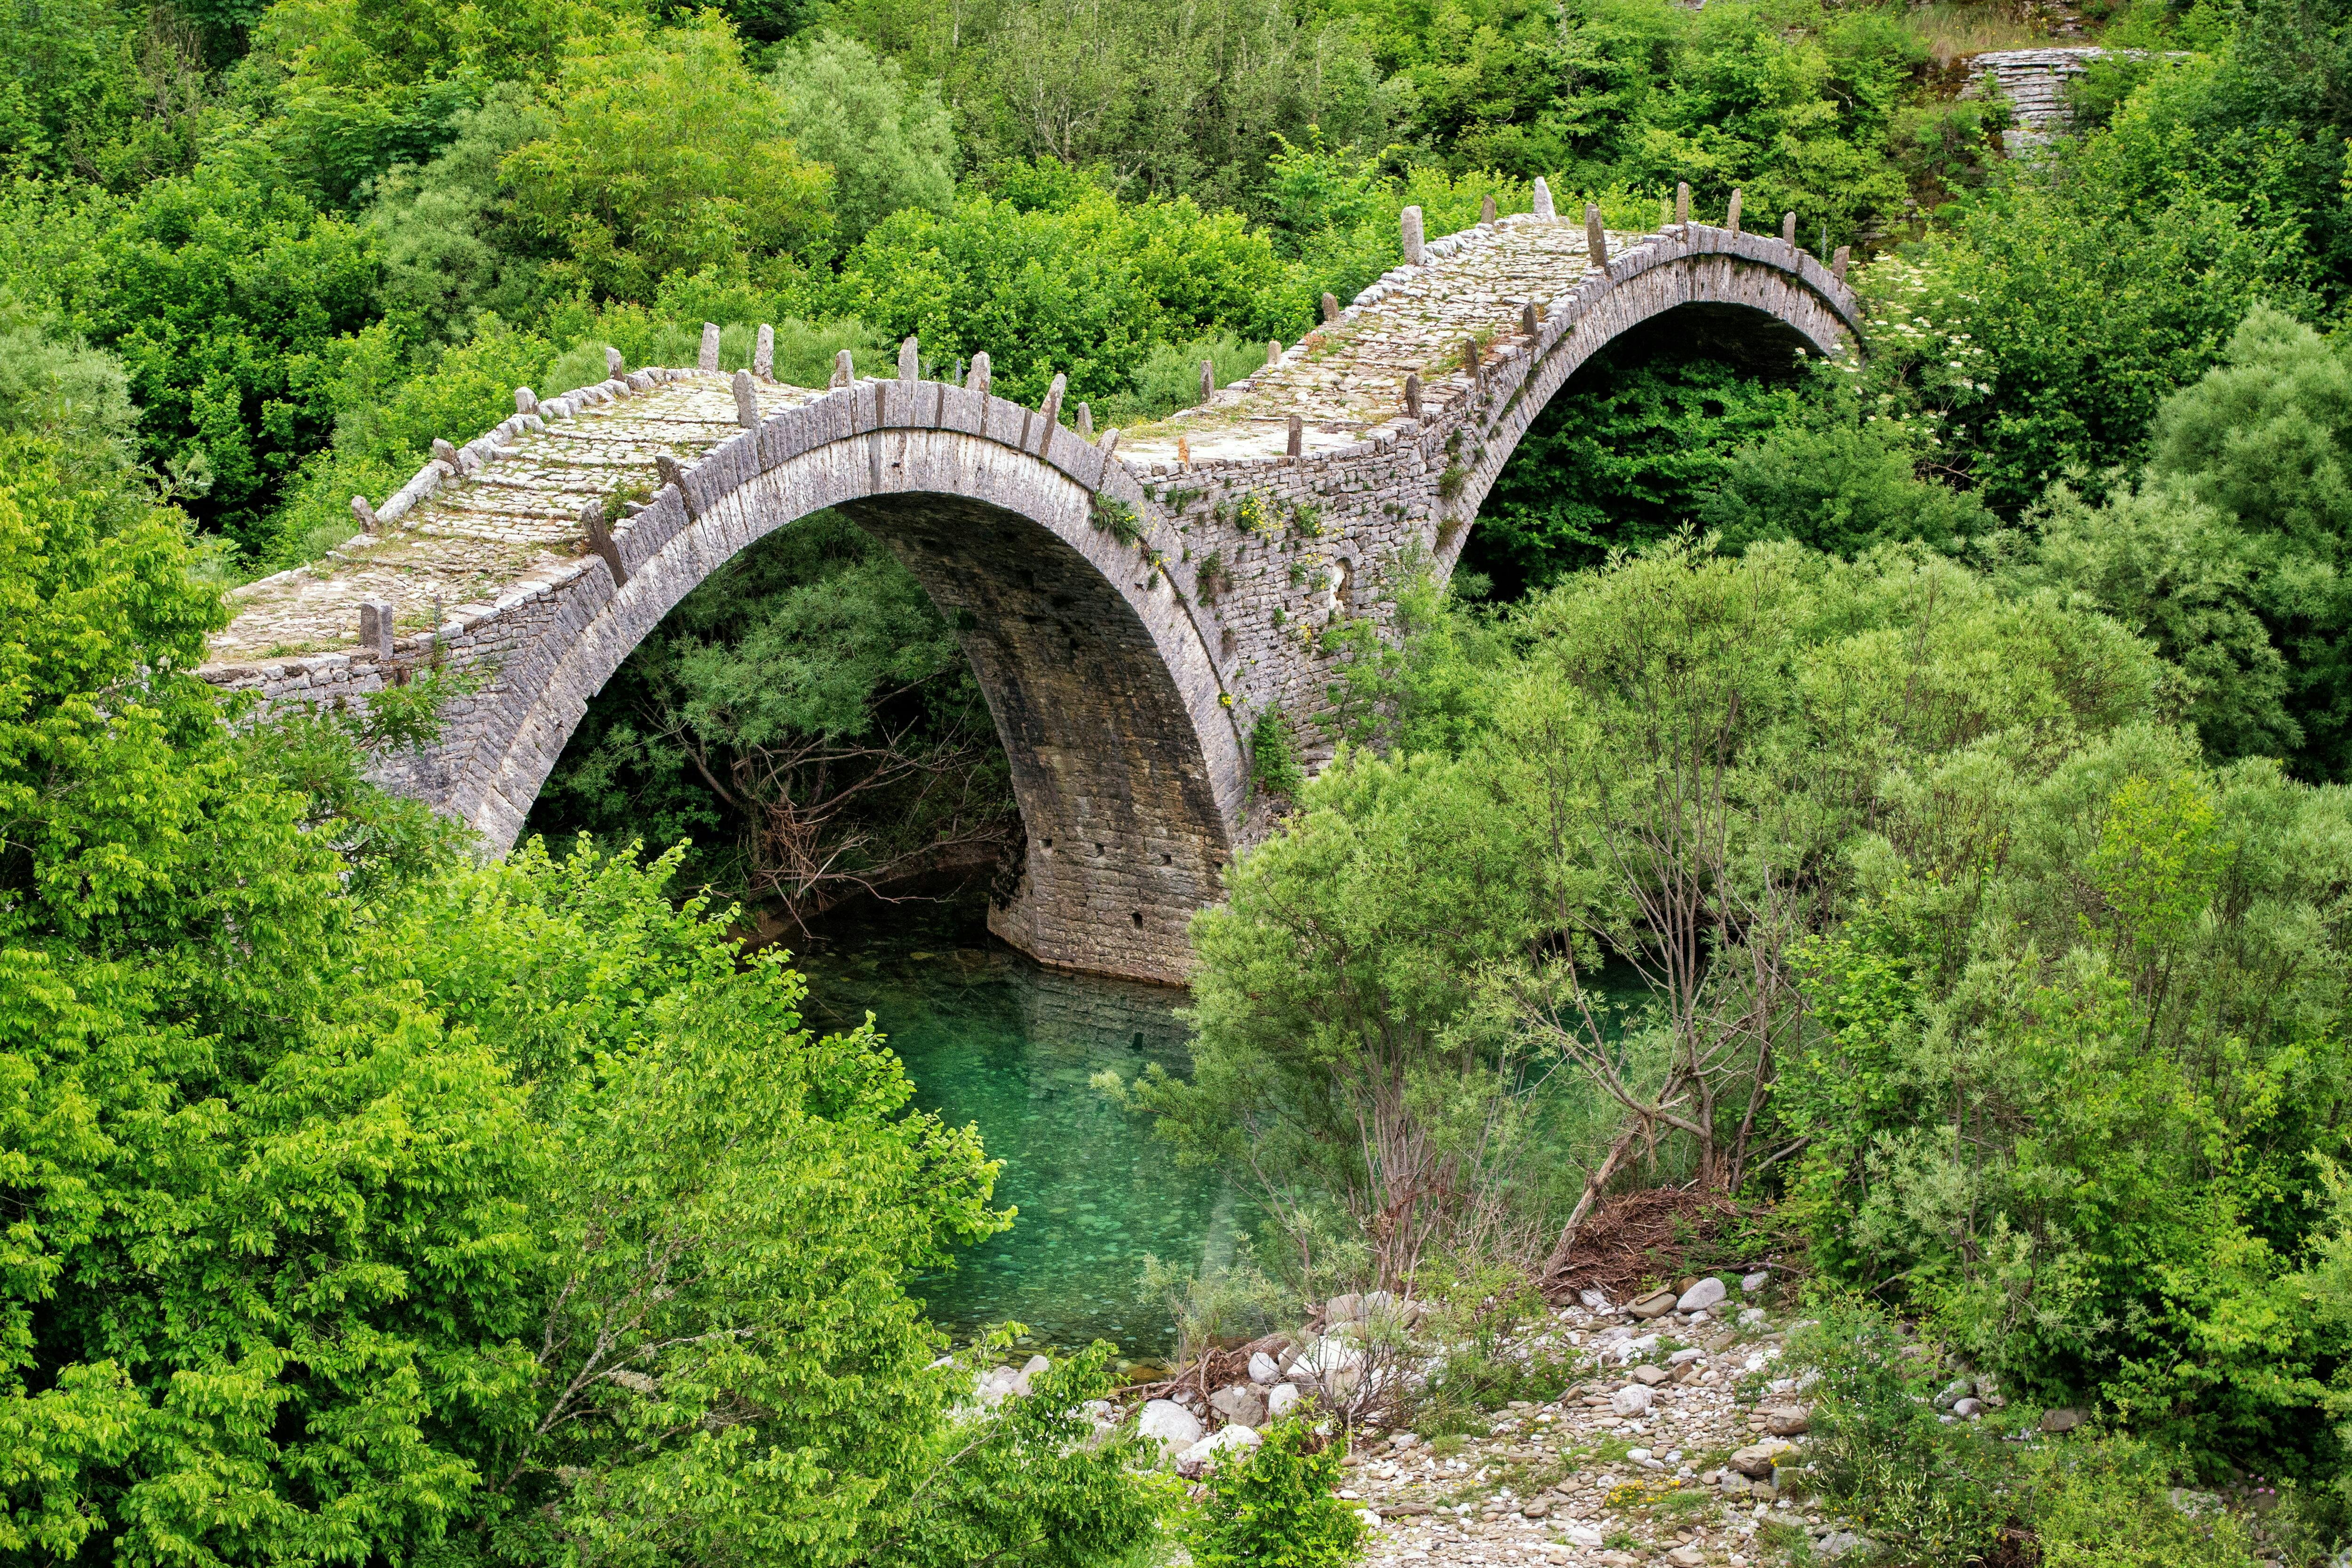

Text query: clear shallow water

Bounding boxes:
[793,896,1244,1362]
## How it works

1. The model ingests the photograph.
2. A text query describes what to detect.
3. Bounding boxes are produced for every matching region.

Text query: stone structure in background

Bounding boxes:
[198,208,1859,984]
[1963,47,2179,147]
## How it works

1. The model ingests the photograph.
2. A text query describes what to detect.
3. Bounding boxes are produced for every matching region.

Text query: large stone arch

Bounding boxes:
[457,388,1247,986]
[1434,230,1860,576]
[200,216,1863,984]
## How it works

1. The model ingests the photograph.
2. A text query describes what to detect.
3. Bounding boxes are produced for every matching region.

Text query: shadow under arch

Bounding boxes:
[1435,245,1859,585]
[1462,300,1833,599]
[462,409,1248,987]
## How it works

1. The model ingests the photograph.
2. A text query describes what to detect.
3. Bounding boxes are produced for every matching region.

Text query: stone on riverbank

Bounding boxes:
[1139,1399,1204,1456]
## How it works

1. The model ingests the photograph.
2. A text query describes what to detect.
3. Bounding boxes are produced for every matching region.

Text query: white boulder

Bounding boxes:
[1175,1424,1263,1478]
[1137,1399,1204,1456]
[1611,1384,1654,1416]
[1266,1382,1303,1420]
[1248,1351,1282,1385]
[1676,1277,1727,1313]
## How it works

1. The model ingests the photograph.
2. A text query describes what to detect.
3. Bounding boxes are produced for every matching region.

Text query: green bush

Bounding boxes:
[1184,1418,1368,1568]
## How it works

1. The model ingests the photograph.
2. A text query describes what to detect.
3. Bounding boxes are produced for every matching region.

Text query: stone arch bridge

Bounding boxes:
[202,193,1860,983]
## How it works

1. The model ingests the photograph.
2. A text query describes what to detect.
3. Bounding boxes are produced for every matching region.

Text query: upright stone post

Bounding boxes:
[1266,339,1282,367]
[1532,176,1555,220]
[698,323,721,372]
[967,352,990,395]
[1521,301,1540,337]
[1287,413,1303,460]
[731,369,759,429]
[1405,372,1422,421]
[1321,292,1340,323]
[350,495,377,534]
[754,324,775,379]
[1462,339,1481,376]
[1199,359,1215,406]
[431,438,460,470]
[359,600,394,660]
[514,386,538,415]
[1675,182,1691,227]
[1077,403,1094,440]
[1585,204,1609,267]
[1781,211,1797,247]
[580,496,627,586]
[831,349,855,388]
[1040,372,1066,440]
[898,335,919,382]
[1726,189,1743,233]
[1479,193,1497,225]
[1099,429,1120,461]
[1833,245,1851,282]
[606,346,626,378]
[1401,206,1425,265]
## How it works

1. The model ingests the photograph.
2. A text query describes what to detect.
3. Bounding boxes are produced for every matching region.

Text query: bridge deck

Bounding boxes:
[208,214,1657,667]
[210,377,820,662]
[1120,214,1639,465]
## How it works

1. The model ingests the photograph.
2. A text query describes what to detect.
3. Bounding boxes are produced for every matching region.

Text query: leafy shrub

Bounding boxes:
[1184,1418,1367,1568]
[1250,706,1305,798]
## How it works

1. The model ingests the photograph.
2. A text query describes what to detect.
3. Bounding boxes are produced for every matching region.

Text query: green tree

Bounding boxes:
[771,32,957,253]
[504,13,834,299]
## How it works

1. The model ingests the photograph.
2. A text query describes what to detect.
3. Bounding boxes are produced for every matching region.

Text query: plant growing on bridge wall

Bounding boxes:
[1235,492,1274,535]
[1249,705,1305,798]
[1090,492,1144,546]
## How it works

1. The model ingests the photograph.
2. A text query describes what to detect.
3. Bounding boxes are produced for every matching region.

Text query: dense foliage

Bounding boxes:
[0,423,1154,1561]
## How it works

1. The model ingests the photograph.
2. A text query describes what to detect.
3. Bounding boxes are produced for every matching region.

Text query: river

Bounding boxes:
[795,893,1243,1367]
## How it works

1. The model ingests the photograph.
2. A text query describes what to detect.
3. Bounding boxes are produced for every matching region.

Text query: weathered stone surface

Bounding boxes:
[197,215,1858,984]
[1677,1276,1727,1313]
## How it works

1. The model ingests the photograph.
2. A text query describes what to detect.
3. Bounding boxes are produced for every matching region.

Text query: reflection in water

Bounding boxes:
[794,896,1245,1360]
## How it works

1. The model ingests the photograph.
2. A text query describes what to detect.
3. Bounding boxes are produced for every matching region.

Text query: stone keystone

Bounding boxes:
[1727,188,1744,233]
[605,345,625,378]
[350,495,377,533]
[1532,176,1555,220]
[1676,181,1691,227]
[898,335,919,382]
[1199,358,1215,406]
[1400,205,1425,265]
[754,323,775,379]
[966,352,990,395]
[1480,193,1496,225]
[579,496,627,586]
[698,323,721,372]
[1585,204,1608,266]
[1321,292,1339,322]
[1287,413,1303,459]
[1781,211,1797,247]
[514,386,537,415]
[1833,245,1851,282]
[358,600,395,660]
[731,369,758,429]
[831,349,855,389]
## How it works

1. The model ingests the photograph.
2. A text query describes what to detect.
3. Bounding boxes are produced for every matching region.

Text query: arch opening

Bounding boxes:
[501,441,1238,987]
[1460,297,1847,603]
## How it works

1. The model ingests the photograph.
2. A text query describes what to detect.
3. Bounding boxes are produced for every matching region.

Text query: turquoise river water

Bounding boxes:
[794,896,1243,1362]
